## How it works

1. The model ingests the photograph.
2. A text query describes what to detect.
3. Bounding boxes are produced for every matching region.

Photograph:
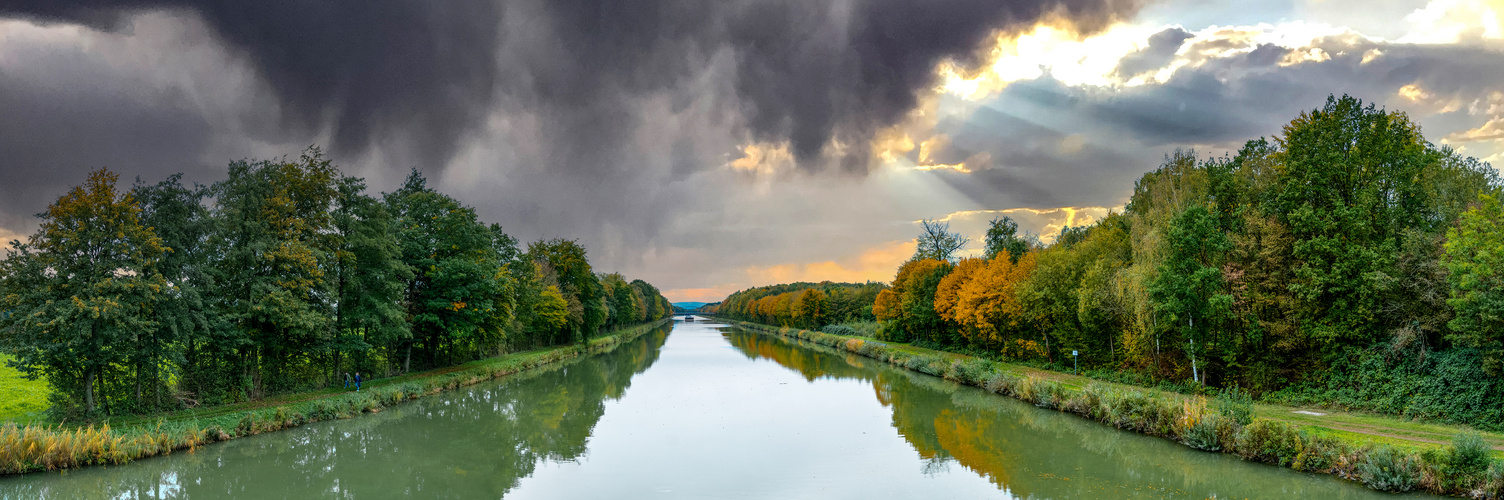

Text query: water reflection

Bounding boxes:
[0,326,671,499]
[723,330,1430,499]
[1,324,1435,499]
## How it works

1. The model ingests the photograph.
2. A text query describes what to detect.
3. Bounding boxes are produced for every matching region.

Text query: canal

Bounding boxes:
[0,320,1432,498]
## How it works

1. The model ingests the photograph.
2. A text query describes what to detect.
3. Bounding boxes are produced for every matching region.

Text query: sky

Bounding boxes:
[1,0,1502,303]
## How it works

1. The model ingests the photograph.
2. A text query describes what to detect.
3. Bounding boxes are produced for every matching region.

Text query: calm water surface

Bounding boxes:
[0,320,1435,499]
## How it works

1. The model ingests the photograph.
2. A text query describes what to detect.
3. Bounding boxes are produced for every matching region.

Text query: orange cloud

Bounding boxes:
[744,239,915,285]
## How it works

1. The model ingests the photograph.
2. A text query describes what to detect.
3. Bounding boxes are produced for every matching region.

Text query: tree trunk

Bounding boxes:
[1189,317,1199,384]
[84,366,97,414]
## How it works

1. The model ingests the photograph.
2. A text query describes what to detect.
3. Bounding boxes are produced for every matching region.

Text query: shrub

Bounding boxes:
[1424,432,1493,492]
[1178,398,1220,451]
[821,325,858,336]
[1102,390,1157,432]
[947,359,992,385]
[1359,446,1421,492]
[1481,460,1504,498]
[1017,376,1066,409]
[1214,386,1255,426]
[1291,434,1345,473]
[1234,420,1304,466]
[985,372,1020,395]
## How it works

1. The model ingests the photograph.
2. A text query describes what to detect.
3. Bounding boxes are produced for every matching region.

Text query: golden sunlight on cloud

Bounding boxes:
[744,239,916,285]
[912,151,991,174]
[726,142,795,175]
[1399,0,1504,43]
[1446,117,1504,142]
[926,206,1118,247]
[937,22,1159,100]
[932,20,1371,103]
[1397,83,1467,114]
[0,226,24,245]
[871,129,917,164]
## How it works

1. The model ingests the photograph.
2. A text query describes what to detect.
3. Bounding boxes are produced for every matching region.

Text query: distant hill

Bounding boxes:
[672,301,711,311]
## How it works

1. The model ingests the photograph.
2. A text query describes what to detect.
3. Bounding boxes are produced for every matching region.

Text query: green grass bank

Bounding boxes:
[0,355,49,425]
[721,318,1504,498]
[0,319,670,476]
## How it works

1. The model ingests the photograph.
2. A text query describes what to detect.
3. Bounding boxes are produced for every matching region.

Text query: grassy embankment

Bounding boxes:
[0,318,670,475]
[0,355,49,425]
[723,318,1504,498]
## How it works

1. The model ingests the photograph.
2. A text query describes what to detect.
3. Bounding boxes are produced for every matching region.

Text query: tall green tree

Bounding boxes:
[529,240,606,342]
[131,174,213,408]
[1149,206,1232,384]
[0,169,168,415]
[386,170,510,370]
[984,216,1031,263]
[331,175,412,375]
[207,148,340,395]
[1272,95,1432,351]
[1444,194,1504,374]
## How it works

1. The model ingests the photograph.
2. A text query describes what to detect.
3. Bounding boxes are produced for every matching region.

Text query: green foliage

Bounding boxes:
[1423,432,1493,492]
[387,169,512,369]
[528,239,606,343]
[1181,414,1222,452]
[1214,386,1254,425]
[1290,434,1345,473]
[1359,446,1421,492]
[1269,347,1504,429]
[1149,205,1233,384]
[0,148,672,419]
[1234,420,1304,466]
[1445,193,1504,375]
[715,281,886,328]
[983,216,1031,263]
[0,168,169,415]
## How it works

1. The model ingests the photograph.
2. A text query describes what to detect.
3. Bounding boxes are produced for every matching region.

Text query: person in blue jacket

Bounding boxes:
[355,372,362,392]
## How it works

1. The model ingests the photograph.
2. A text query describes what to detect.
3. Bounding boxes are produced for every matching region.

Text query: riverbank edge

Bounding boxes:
[720,318,1501,498]
[0,318,671,476]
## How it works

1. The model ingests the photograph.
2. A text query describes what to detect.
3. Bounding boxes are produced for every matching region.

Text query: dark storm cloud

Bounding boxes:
[0,44,212,230]
[927,100,1150,208]
[1114,27,1192,79]
[1,0,1140,177]
[1,0,503,168]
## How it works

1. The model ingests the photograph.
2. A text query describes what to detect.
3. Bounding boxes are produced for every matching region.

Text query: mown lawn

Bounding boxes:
[0,354,51,424]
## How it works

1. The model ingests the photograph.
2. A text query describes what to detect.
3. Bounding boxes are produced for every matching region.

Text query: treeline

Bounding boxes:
[735,96,1504,404]
[0,148,670,417]
[708,282,886,329]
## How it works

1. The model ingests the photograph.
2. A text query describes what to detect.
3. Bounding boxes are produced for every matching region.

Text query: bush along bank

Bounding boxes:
[723,319,1504,498]
[0,319,670,476]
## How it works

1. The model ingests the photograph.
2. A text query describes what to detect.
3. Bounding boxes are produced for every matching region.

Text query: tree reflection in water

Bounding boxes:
[1,327,670,499]
[723,329,1407,500]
